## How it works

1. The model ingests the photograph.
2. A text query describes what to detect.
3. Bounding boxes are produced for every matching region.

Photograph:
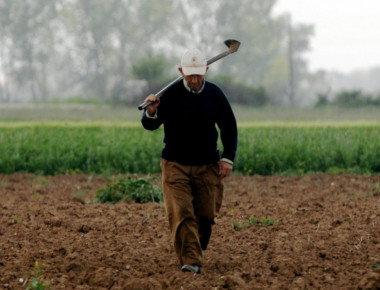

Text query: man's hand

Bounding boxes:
[219,161,233,179]
[144,94,160,116]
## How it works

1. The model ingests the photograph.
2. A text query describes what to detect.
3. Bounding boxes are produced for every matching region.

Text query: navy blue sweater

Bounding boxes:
[141,80,238,166]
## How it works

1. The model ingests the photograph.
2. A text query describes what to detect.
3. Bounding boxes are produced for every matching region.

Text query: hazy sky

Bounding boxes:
[273,0,380,73]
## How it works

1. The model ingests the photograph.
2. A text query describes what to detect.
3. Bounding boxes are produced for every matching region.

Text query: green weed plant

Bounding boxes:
[233,216,281,231]
[96,175,163,204]
[26,261,49,290]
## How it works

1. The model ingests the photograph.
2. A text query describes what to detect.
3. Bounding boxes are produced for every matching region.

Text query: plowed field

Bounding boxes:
[1,174,380,289]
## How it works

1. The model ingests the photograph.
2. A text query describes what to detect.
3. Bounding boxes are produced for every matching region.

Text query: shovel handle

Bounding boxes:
[138,39,240,110]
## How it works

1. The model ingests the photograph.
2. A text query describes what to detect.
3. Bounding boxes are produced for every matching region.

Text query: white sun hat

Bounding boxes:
[181,48,207,76]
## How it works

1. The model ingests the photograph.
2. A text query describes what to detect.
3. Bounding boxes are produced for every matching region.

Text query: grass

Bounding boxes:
[0,125,162,175]
[373,262,380,270]
[0,104,143,122]
[1,104,380,175]
[25,261,49,290]
[233,105,380,122]
[2,104,380,123]
[235,126,380,175]
[0,123,380,175]
[232,216,281,231]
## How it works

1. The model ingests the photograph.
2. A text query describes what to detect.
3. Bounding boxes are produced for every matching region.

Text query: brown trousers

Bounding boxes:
[161,159,224,266]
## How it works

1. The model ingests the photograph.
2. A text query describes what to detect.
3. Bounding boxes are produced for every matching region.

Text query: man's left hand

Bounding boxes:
[219,161,233,179]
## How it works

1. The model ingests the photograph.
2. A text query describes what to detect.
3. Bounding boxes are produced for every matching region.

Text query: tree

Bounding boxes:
[0,0,58,101]
[171,0,314,105]
[286,16,314,105]
[214,0,283,84]
[59,0,176,102]
[0,0,315,105]
[132,52,172,91]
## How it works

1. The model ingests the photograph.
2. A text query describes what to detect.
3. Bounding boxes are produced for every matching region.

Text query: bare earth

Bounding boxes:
[1,173,380,289]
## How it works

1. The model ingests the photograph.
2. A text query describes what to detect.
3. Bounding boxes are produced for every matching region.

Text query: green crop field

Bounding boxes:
[0,123,162,175]
[1,116,379,175]
[236,125,380,175]
[1,104,380,175]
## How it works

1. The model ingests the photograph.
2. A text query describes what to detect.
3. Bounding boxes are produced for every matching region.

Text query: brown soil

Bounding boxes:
[1,173,380,290]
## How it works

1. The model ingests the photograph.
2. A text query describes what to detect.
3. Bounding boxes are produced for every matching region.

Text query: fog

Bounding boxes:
[0,0,379,107]
[274,0,380,73]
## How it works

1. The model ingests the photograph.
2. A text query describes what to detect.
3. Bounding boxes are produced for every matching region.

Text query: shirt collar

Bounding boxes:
[183,79,205,94]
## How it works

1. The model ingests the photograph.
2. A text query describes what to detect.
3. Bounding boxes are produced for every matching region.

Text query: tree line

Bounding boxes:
[0,0,320,106]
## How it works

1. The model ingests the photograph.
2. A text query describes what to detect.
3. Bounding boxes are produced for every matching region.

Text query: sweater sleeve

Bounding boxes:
[141,109,163,131]
[216,95,238,162]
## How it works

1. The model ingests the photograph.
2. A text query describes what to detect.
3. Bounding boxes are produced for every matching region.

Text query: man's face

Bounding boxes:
[179,67,208,93]
[184,74,204,92]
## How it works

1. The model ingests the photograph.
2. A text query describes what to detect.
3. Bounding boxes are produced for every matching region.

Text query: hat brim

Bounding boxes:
[182,66,207,76]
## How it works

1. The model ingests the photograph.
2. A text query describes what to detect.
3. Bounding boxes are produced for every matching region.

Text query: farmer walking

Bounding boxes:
[141,47,238,274]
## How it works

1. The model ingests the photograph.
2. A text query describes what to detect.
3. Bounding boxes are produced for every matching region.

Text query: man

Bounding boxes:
[141,47,238,274]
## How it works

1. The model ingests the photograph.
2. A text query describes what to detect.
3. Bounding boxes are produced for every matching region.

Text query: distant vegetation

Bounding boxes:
[2,104,380,123]
[209,75,269,106]
[316,89,380,108]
